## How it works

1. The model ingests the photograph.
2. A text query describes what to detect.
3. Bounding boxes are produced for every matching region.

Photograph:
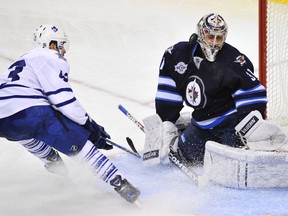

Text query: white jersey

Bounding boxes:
[0,47,88,125]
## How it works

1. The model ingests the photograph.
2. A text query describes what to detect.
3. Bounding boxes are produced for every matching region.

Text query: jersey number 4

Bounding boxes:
[8,60,26,81]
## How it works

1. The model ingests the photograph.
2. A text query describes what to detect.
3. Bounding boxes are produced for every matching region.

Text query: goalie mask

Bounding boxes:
[197,13,228,62]
[33,24,70,51]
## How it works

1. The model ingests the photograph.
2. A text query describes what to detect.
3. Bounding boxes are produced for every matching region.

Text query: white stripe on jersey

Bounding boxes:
[158,76,176,88]
[156,90,183,102]
[232,84,266,97]
[234,97,268,108]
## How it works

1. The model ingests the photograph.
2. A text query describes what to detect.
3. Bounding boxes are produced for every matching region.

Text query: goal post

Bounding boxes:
[259,0,267,88]
[259,0,288,124]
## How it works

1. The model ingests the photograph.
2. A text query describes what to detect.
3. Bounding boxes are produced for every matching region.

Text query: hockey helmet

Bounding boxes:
[33,24,69,51]
[197,13,228,62]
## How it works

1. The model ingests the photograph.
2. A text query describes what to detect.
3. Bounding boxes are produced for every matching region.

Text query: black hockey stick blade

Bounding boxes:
[126,137,140,155]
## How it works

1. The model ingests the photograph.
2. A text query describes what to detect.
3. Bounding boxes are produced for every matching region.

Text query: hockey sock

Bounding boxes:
[76,141,140,203]
[76,140,120,182]
[19,139,56,164]
[19,139,67,175]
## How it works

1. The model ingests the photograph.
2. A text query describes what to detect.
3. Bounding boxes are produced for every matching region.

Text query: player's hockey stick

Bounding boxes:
[118,105,144,154]
[106,139,141,158]
[126,137,140,155]
[118,105,199,184]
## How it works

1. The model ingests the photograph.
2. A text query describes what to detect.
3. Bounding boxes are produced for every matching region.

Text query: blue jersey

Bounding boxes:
[156,41,267,129]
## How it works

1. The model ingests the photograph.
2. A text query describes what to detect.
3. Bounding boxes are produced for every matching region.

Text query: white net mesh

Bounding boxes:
[266,0,288,125]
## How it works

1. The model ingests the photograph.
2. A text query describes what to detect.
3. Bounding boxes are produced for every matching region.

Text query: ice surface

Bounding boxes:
[1,0,288,215]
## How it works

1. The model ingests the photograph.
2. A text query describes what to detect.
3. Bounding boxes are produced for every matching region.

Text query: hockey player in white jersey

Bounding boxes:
[0,24,140,203]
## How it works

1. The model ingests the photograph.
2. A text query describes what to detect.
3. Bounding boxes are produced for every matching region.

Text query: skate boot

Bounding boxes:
[44,149,68,176]
[110,175,140,203]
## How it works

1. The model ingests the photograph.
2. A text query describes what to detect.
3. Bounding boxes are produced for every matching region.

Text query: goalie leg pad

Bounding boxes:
[142,115,180,166]
[142,114,163,166]
[203,141,288,189]
[161,121,179,164]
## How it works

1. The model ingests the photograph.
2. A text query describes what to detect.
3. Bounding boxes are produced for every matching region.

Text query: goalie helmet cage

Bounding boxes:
[259,0,288,125]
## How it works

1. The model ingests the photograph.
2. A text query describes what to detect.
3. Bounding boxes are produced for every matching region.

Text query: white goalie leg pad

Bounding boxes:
[142,113,188,166]
[203,141,288,189]
[161,121,179,164]
[142,114,163,166]
[235,110,288,151]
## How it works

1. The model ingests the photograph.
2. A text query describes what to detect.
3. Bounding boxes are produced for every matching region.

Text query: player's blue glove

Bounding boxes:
[84,118,113,150]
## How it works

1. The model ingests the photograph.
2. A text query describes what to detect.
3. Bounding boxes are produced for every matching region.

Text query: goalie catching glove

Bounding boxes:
[235,110,288,151]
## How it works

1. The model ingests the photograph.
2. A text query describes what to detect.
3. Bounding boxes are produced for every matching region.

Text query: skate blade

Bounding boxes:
[133,199,142,208]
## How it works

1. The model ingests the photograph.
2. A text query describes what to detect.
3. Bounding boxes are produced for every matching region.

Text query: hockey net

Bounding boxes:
[259,0,288,126]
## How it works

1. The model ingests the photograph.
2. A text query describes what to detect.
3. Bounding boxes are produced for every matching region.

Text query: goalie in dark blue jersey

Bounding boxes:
[146,13,271,166]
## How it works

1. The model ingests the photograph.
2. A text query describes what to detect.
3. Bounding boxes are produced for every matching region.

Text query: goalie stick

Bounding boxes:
[169,151,198,184]
[118,105,145,133]
[118,105,199,184]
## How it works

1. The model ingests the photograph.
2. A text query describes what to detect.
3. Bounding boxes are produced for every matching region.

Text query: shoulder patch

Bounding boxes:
[174,62,188,74]
[234,55,246,66]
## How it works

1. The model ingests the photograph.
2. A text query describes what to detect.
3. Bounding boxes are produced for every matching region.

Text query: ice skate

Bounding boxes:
[44,149,68,176]
[110,175,140,204]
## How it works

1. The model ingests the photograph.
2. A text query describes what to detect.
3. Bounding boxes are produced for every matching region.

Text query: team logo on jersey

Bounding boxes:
[234,55,246,66]
[174,62,188,74]
[185,76,206,108]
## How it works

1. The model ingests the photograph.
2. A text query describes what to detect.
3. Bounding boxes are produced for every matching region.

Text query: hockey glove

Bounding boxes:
[84,119,113,150]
